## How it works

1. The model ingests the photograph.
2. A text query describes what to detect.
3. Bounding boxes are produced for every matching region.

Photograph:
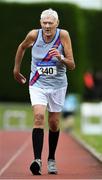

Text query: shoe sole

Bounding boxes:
[48,171,58,174]
[30,161,41,175]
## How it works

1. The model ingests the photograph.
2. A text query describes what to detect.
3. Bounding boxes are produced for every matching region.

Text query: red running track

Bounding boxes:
[0,130,102,179]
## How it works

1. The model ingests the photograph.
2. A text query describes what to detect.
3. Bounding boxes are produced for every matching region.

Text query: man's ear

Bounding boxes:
[40,19,42,26]
[56,19,59,27]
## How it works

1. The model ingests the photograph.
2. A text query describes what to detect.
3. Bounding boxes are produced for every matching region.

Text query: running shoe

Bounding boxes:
[48,159,58,174]
[30,159,42,175]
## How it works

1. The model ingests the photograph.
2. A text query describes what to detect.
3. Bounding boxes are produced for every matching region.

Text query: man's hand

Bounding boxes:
[13,69,26,85]
[49,48,62,61]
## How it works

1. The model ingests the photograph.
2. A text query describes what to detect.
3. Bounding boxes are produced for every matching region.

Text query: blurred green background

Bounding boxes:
[0,1,102,155]
[0,2,102,101]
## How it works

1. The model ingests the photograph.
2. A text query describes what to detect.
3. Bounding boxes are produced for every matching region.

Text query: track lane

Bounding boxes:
[0,131,102,179]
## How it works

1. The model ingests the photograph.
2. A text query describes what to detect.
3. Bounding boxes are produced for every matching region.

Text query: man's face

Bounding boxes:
[40,16,59,37]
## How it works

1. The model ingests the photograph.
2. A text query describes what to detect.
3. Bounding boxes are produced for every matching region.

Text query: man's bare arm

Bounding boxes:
[48,30,75,70]
[59,30,75,70]
[13,30,38,84]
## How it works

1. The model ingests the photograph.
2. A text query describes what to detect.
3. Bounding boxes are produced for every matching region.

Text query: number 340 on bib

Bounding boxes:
[37,66,57,76]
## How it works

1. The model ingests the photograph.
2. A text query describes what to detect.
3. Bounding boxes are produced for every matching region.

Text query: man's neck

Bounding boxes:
[43,30,56,43]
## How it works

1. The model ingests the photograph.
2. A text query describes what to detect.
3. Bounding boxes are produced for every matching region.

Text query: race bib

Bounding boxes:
[36,61,57,76]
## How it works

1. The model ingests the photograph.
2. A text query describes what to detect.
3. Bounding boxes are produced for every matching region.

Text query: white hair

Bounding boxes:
[40,8,59,21]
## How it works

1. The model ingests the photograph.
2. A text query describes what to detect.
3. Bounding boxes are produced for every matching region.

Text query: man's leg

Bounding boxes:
[30,105,46,175]
[47,112,60,174]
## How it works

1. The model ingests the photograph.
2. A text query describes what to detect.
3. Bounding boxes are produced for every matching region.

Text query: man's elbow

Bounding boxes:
[72,62,76,70]
[69,62,76,70]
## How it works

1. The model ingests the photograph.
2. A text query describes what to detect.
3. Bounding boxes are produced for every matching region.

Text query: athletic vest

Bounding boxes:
[29,28,68,89]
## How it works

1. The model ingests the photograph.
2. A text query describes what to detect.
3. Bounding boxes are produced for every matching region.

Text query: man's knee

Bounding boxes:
[49,118,59,131]
[34,113,44,126]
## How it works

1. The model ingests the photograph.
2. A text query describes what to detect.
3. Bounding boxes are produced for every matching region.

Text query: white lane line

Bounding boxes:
[0,137,30,176]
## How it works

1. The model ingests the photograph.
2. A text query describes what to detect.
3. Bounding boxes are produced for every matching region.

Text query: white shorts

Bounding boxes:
[29,86,67,112]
